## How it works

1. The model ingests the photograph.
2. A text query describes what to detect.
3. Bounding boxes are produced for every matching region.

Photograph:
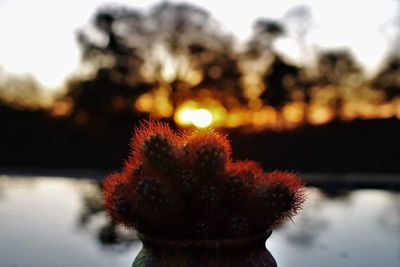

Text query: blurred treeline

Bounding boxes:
[1,2,400,171]
[59,2,400,126]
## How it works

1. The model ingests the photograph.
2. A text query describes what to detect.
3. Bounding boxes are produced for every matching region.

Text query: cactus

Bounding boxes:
[225,215,251,237]
[185,131,231,175]
[103,120,305,239]
[223,160,265,206]
[130,121,181,173]
[103,171,136,227]
[194,184,223,215]
[193,219,218,239]
[176,169,199,195]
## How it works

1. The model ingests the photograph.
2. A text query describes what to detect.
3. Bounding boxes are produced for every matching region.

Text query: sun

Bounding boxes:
[191,109,213,128]
[174,103,213,128]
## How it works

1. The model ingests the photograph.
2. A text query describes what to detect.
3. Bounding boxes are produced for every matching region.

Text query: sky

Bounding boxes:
[0,0,398,90]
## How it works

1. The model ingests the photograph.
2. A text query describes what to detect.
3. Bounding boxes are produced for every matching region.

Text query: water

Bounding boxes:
[0,174,399,267]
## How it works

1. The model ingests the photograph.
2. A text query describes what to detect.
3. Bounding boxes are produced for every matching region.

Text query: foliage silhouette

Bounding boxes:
[372,57,400,100]
[260,56,302,110]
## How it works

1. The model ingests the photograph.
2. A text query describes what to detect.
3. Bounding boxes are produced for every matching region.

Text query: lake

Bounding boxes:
[0,173,399,267]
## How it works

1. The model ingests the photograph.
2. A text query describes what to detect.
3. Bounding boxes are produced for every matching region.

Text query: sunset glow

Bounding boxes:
[192,109,213,128]
[170,94,400,130]
[174,102,214,128]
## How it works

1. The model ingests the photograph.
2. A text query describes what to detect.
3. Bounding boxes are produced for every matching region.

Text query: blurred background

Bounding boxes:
[0,1,399,267]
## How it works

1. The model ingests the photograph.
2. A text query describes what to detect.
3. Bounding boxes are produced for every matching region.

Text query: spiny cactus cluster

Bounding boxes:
[103,121,305,239]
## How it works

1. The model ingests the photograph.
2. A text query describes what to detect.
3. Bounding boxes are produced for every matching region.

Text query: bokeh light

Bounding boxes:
[174,101,214,128]
[192,109,213,128]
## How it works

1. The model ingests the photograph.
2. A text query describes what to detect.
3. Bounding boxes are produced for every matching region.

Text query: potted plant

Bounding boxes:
[103,121,305,267]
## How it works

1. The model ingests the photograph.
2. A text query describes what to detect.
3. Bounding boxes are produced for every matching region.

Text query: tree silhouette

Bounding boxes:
[64,5,152,133]
[260,55,302,110]
[0,71,43,108]
[316,50,362,86]
[65,71,151,133]
[371,0,400,101]
[146,2,244,105]
[77,5,146,86]
[61,1,373,129]
[245,19,286,60]
[372,57,400,100]
[189,41,245,106]
[312,50,364,119]
[245,19,306,112]
[65,1,245,123]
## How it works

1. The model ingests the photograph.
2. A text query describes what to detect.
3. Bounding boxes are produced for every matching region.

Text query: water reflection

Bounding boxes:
[0,175,140,267]
[377,193,400,235]
[268,188,400,267]
[0,174,399,267]
[0,176,5,198]
[280,188,352,248]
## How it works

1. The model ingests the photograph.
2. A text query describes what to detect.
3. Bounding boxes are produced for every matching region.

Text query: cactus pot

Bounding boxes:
[132,231,277,267]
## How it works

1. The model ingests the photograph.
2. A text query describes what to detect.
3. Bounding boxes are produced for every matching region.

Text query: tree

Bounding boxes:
[0,71,43,108]
[313,50,364,119]
[68,1,244,120]
[77,5,146,86]
[146,2,244,105]
[260,55,302,110]
[245,19,303,111]
[316,50,362,86]
[245,19,286,60]
[372,57,400,100]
